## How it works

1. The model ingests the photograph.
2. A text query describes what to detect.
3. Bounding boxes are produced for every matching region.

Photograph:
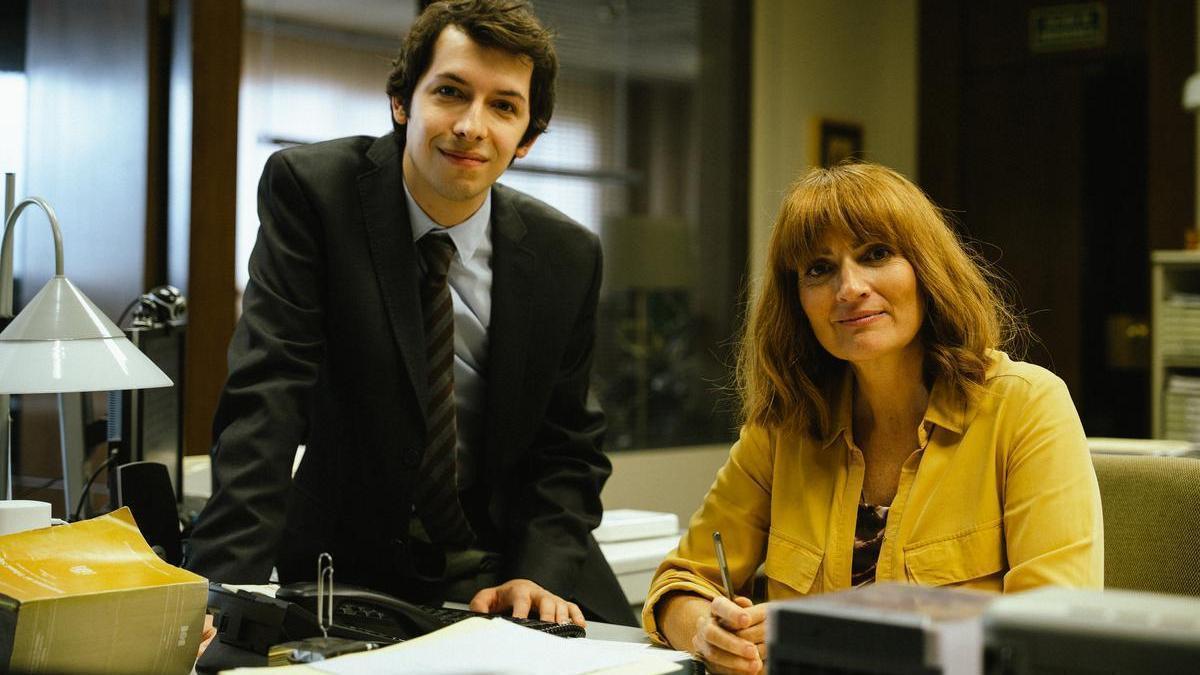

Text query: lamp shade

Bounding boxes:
[0,276,172,394]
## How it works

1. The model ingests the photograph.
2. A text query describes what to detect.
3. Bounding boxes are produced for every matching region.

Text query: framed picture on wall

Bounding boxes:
[810,118,864,167]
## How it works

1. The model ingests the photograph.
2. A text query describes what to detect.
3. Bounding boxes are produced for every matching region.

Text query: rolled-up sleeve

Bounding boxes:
[641,425,775,643]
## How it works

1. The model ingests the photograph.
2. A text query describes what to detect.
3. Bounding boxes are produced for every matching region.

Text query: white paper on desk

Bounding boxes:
[308,617,680,675]
[221,583,280,597]
[574,638,694,663]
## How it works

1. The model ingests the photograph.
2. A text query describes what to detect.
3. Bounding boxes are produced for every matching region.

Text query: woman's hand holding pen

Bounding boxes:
[688,530,768,673]
[693,595,768,674]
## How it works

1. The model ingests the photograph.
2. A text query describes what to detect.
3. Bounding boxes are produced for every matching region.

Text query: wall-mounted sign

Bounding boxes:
[1029,3,1107,53]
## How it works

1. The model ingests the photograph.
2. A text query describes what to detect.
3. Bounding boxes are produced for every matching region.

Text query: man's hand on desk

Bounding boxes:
[469,578,587,627]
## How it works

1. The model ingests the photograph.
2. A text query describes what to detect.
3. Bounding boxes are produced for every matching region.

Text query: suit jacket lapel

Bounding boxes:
[359,134,429,419]
[486,186,536,465]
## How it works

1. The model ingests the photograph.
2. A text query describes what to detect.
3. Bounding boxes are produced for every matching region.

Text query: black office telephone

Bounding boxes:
[207,583,401,657]
[277,581,586,639]
[207,580,586,661]
[275,581,447,640]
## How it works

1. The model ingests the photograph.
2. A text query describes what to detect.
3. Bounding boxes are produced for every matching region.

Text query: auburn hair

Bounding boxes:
[736,162,1021,437]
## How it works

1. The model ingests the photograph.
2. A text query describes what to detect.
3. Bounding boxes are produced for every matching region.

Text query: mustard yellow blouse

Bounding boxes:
[642,351,1103,642]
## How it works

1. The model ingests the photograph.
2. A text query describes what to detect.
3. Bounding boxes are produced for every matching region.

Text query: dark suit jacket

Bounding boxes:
[186,133,634,625]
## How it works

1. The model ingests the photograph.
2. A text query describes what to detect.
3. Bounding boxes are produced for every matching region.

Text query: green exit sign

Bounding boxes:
[1029,3,1107,53]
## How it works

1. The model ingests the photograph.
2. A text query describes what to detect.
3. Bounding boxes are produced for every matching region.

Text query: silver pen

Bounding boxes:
[712,530,735,600]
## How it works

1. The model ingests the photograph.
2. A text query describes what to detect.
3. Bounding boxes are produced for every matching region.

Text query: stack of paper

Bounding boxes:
[227,617,687,674]
[1165,374,1200,441]
[595,510,681,606]
[594,510,679,543]
[1161,293,1200,361]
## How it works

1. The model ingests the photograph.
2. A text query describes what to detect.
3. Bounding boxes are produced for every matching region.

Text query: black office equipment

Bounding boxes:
[108,286,186,501]
[983,587,1200,674]
[266,554,389,665]
[767,584,992,675]
[276,581,587,639]
[207,583,396,657]
[207,580,586,664]
[112,460,183,565]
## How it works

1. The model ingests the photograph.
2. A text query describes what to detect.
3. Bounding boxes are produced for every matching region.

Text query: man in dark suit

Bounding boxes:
[187,0,634,626]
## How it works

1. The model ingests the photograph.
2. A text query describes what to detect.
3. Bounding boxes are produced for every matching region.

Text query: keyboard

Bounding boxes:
[421,604,587,638]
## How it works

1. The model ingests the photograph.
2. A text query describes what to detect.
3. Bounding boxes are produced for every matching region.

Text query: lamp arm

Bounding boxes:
[0,197,65,319]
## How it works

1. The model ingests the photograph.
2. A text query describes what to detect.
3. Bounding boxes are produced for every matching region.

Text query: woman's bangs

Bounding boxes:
[775,188,837,268]
[786,196,903,271]
[775,168,920,275]
[838,185,908,249]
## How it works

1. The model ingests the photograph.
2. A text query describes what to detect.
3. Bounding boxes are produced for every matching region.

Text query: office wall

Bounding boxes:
[749,0,918,280]
[602,445,729,526]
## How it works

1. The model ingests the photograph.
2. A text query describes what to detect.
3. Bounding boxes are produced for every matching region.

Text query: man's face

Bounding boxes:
[393,25,537,225]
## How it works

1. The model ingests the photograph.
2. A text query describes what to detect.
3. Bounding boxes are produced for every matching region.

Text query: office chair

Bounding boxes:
[1091,453,1200,596]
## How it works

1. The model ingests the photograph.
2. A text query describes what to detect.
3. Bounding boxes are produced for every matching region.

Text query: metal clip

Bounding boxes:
[316,552,334,639]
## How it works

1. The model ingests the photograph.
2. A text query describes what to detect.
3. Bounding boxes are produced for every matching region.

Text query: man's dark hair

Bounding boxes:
[386,0,557,148]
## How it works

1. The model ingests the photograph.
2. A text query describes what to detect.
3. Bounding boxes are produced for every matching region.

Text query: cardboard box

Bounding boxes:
[0,507,206,674]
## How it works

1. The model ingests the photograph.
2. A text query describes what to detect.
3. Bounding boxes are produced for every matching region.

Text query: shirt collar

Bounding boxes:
[403,178,491,262]
[821,367,855,449]
[819,353,995,449]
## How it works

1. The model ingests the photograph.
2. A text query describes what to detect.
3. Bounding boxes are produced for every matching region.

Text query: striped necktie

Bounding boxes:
[412,233,474,546]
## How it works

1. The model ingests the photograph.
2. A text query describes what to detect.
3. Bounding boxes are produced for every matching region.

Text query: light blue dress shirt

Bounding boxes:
[403,181,492,491]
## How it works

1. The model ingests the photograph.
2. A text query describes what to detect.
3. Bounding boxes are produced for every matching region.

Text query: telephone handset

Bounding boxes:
[276,581,587,639]
[204,582,400,662]
[276,581,446,640]
[205,579,586,663]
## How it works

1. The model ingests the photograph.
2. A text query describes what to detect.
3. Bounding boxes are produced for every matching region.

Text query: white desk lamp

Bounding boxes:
[0,173,172,515]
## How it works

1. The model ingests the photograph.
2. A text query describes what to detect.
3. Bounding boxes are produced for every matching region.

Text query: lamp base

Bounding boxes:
[0,500,51,536]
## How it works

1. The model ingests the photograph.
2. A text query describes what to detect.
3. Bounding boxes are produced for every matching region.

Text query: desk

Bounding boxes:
[197,613,695,674]
[579,618,654,644]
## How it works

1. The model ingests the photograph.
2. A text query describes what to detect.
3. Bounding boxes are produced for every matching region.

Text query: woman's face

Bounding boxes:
[798,235,924,367]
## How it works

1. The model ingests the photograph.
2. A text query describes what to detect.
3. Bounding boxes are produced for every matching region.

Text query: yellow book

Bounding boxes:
[0,507,206,674]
